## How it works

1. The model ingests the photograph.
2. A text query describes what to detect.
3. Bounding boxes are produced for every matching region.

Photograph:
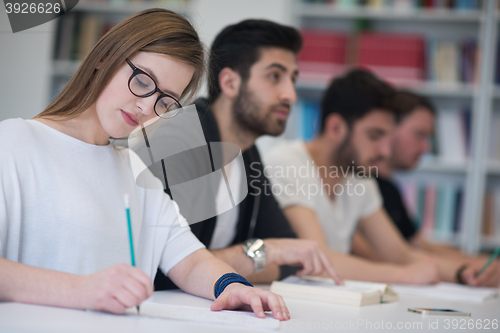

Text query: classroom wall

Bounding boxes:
[0,5,54,121]
[190,0,292,47]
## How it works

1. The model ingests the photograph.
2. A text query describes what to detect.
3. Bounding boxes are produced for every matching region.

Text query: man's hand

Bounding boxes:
[460,259,500,287]
[76,263,153,314]
[211,283,289,320]
[264,238,343,284]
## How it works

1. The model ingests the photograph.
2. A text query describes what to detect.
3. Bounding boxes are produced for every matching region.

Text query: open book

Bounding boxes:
[270,275,398,307]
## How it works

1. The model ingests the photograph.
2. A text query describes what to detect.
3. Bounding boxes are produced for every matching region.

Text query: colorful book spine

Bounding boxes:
[298,31,479,86]
[301,0,480,10]
[397,181,474,243]
[298,30,348,83]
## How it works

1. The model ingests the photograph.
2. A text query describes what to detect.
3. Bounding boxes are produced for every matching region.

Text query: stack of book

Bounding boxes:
[355,33,425,86]
[298,30,349,83]
[54,12,113,61]
[286,100,321,141]
[434,108,471,163]
[270,275,399,306]
[398,181,465,241]
[488,112,500,161]
[427,39,478,85]
[297,30,479,87]
[398,181,500,243]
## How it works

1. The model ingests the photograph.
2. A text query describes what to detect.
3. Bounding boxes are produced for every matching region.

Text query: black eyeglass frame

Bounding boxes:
[125,58,183,118]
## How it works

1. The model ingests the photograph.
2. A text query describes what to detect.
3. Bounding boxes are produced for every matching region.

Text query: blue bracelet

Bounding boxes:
[213,273,253,299]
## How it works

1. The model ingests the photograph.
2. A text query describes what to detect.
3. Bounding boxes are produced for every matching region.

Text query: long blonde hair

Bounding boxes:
[37,8,204,120]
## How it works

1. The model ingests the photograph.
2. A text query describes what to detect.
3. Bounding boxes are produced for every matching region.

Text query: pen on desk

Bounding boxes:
[124,194,140,314]
[477,244,500,276]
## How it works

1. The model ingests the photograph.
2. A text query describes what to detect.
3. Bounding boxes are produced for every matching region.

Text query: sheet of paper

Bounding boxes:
[125,302,280,331]
[392,282,499,303]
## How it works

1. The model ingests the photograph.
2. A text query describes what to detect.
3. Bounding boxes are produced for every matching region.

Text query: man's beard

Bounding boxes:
[232,82,287,137]
[334,133,385,178]
[334,134,360,177]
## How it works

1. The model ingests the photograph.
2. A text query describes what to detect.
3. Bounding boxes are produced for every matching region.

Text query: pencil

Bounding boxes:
[477,244,500,276]
[124,194,140,314]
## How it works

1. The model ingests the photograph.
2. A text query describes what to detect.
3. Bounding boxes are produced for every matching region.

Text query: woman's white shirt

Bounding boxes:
[0,119,204,280]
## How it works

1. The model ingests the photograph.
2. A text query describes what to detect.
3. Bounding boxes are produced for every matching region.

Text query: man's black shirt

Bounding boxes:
[375,177,417,240]
[154,99,298,290]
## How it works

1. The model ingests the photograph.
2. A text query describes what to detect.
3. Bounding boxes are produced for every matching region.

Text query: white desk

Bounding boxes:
[1,287,499,333]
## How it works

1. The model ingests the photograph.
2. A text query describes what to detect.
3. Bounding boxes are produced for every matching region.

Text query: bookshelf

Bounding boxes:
[297,81,479,99]
[297,4,482,22]
[286,0,500,254]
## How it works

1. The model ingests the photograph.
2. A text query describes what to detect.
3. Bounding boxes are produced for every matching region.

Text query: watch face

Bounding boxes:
[247,239,265,253]
[243,239,266,273]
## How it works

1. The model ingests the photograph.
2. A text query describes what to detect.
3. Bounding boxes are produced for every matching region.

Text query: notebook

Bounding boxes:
[270,275,399,306]
[124,302,280,330]
[391,282,499,303]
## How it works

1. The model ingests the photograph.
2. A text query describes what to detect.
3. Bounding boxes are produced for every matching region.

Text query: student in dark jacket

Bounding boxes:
[154,19,341,290]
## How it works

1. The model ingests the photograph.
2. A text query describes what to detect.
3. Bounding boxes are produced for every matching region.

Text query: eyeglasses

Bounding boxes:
[126,58,182,119]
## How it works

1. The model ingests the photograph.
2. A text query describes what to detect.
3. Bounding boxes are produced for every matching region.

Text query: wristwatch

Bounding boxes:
[243,238,266,273]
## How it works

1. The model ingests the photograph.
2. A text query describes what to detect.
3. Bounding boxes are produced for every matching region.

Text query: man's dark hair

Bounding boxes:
[208,19,302,103]
[388,90,436,122]
[320,69,397,132]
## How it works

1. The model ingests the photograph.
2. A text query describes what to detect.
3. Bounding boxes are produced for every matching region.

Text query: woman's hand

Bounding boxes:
[210,284,290,321]
[76,263,153,314]
[460,259,500,287]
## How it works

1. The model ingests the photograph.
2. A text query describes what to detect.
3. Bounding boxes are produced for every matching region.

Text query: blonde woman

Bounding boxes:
[0,8,289,320]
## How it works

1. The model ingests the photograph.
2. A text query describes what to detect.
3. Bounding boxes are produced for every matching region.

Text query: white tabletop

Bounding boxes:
[0,286,499,333]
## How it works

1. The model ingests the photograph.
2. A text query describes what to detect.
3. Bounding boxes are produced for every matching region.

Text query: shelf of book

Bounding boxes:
[296,80,479,98]
[415,161,467,173]
[298,81,500,100]
[393,174,500,252]
[405,161,500,175]
[296,4,482,22]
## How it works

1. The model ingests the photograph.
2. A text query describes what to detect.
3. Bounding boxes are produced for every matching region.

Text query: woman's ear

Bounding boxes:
[324,113,348,144]
[218,68,241,100]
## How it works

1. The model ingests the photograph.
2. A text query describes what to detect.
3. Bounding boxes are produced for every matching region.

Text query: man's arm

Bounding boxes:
[411,231,475,260]
[284,206,439,284]
[359,209,500,286]
[350,219,469,263]
[351,228,466,283]
[209,238,341,283]
[358,208,424,264]
[210,245,256,277]
[351,231,382,261]
[359,208,466,283]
